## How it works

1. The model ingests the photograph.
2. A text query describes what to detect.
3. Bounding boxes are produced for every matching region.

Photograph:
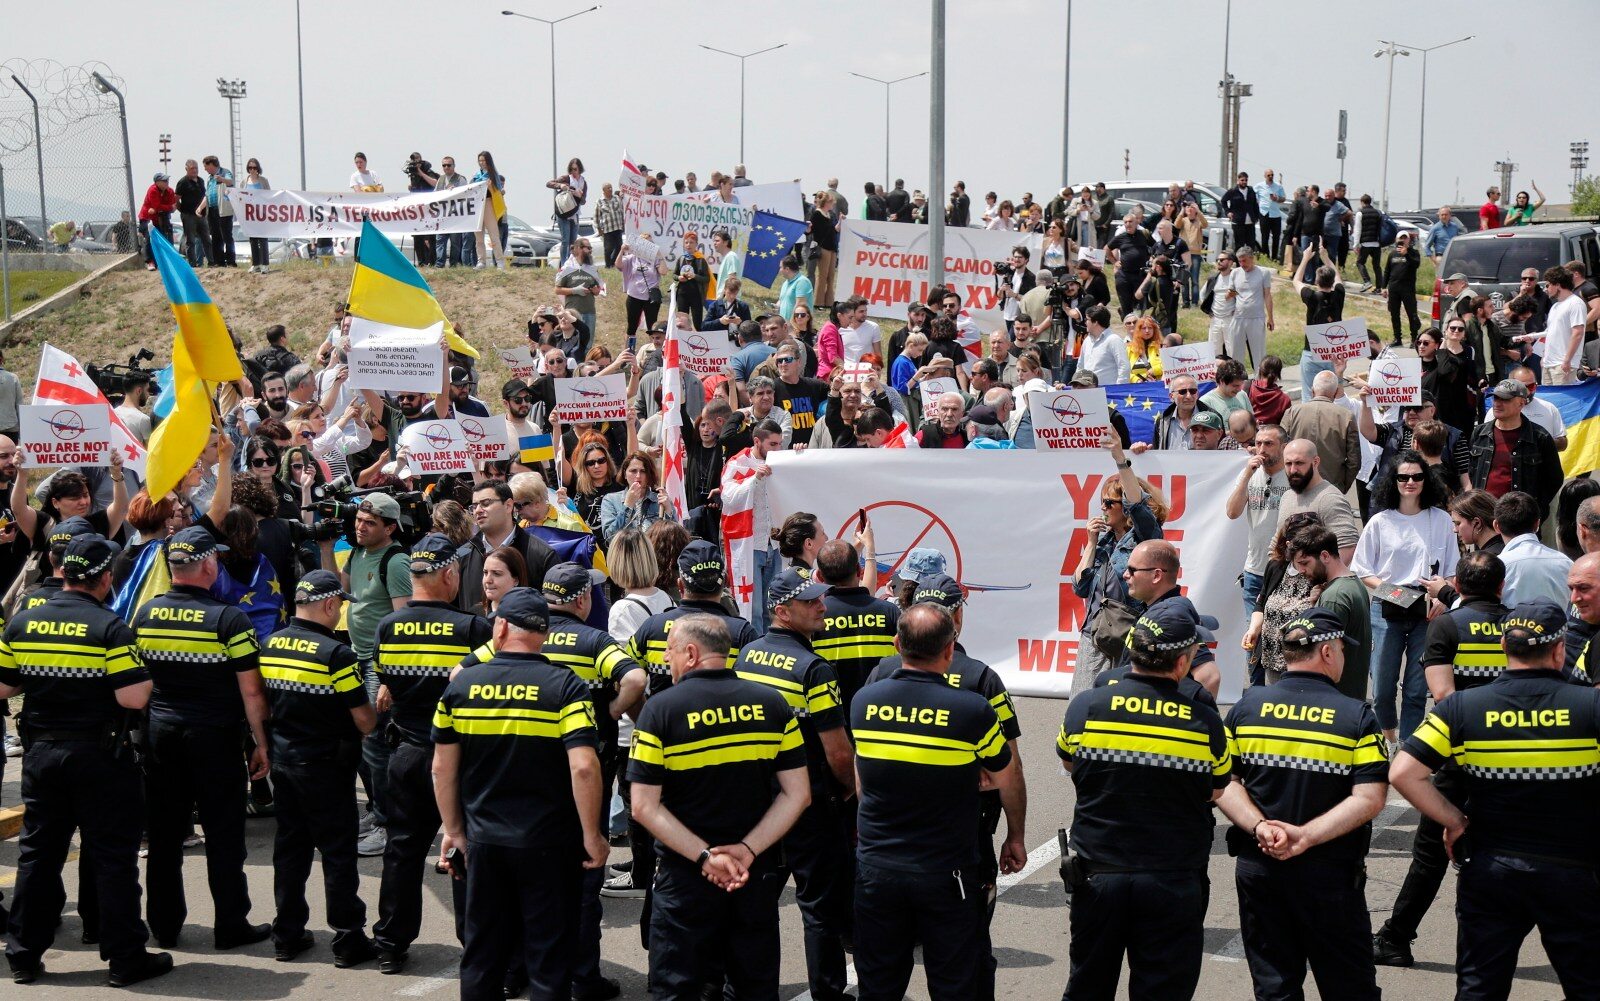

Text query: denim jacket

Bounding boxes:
[1073,495,1162,628]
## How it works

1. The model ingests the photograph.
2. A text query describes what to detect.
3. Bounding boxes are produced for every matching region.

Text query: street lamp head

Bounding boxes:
[92,71,111,94]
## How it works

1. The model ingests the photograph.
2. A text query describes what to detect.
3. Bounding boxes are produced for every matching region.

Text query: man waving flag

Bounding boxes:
[659,285,688,522]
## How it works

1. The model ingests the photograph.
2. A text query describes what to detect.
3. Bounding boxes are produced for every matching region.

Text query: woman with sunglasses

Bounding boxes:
[290,400,369,485]
[790,305,820,378]
[1435,310,1485,435]
[1070,430,1169,694]
[571,435,624,541]
[1352,449,1458,747]
[241,158,271,273]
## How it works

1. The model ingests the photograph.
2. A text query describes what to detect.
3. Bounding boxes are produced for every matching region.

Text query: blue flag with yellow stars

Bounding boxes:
[743,210,809,288]
[1107,379,1216,445]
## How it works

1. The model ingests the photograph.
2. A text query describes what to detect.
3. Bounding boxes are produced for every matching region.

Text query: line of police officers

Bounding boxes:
[6,514,1600,1000]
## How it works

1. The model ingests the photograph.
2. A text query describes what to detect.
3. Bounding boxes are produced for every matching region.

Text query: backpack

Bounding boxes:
[1379,214,1399,247]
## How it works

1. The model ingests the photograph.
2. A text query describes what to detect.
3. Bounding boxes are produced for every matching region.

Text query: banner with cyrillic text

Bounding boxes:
[1159,342,1217,386]
[554,375,629,423]
[20,405,113,467]
[837,219,1019,327]
[343,317,446,393]
[766,449,1250,697]
[229,183,488,238]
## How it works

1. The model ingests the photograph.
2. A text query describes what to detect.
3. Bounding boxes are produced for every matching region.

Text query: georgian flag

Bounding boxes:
[659,286,688,523]
[34,342,148,476]
[881,421,920,449]
[719,447,763,619]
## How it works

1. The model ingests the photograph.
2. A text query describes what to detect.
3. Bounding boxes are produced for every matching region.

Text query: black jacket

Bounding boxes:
[1385,247,1421,296]
[1221,185,1260,225]
[885,187,911,222]
[252,344,302,377]
[1467,417,1563,513]
[455,525,558,615]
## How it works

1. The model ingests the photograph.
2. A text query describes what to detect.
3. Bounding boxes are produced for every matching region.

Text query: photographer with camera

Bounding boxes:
[403,154,439,266]
[1135,256,1181,336]
[996,246,1036,336]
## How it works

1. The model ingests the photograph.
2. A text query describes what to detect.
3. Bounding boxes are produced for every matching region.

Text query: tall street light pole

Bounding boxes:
[216,79,247,177]
[10,75,47,241]
[90,71,137,240]
[1217,0,1232,187]
[929,0,946,287]
[849,71,927,189]
[295,0,307,188]
[1062,0,1073,187]
[1389,34,1473,211]
[699,43,787,166]
[1374,41,1411,213]
[503,7,602,180]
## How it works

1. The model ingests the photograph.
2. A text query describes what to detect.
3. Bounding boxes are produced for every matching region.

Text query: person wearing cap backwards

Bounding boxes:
[131,526,270,952]
[852,602,1024,1001]
[730,566,855,1001]
[1374,550,1509,967]
[1055,596,1241,1000]
[533,562,642,1000]
[1219,605,1388,999]
[431,586,606,1000]
[259,569,379,967]
[0,535,174,987]
[865,572,1022,937]
[368,534,493,975]
[629,612,810,998]
[1392,599,1600,995]
[619,539,761,901]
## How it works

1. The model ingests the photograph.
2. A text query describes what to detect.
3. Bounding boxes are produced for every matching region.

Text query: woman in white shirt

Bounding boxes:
[1350,451,1459,744]
[606,527,674,641]
[288,400,371,484]
[985,200,1017,231]
[1039,220,1070,274]
[1010,351,1051,416]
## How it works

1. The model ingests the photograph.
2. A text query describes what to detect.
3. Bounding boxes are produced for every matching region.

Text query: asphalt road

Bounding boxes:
[0,695,1572,999]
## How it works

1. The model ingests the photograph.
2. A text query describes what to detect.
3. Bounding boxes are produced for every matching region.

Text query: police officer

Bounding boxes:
[1055,596,1235,1000]
[623,540,760,902]
[431,587,608,1001]
[260,570,379,966]
[629,612,811,1000]
[852,603,1025,1001]
[812,539,898,707]
[539,561,643,1001]
[1222,606,1388,999]
[21,515,95,611]
[370,534,491,975]
[132,525,270,950]
[865,573,1022,925]
[1092,597,1219,710]
[0,534,174,986]
[1375,550,1508,966]
[732,567,854,1001]
[1392,599,1600,998]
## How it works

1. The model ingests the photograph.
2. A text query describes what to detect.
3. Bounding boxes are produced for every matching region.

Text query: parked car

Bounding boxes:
[1430,222,1600,323]
[1069,180,1228,220]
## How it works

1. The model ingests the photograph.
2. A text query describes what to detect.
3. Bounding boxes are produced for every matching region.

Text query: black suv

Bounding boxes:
[1431,222,1600,322]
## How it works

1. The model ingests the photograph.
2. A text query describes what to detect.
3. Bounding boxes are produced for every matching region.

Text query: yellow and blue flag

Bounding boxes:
[149,231,243,382]
[347,219,477,359]
[519,433,554,464]
[145,334,215,501]
[1487,380,1600,477]
[743,210,809,288]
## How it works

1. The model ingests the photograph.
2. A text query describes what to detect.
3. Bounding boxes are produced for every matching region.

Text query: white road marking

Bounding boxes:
[396,959,460,997]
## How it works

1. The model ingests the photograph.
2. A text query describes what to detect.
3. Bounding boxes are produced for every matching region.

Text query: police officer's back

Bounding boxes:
[370,534,491,973]
[0,535,174,986]
[851,602,1024,1001]
[1055,597,1233,1001]
[812,539,899,706]
[132,526,269,950]
[259,570,378,966]
[1222,607,1388,1000]
[432,587,607,1001]
[628,539,760,697]
[1392,599,1600,999]
[629,612,811,1001]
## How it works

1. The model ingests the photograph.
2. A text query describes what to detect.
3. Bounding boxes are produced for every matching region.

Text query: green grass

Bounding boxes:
[3,270,78,318]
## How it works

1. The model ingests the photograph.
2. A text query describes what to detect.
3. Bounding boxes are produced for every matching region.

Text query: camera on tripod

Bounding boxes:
[87,349,158,404]
[402,153,433,180]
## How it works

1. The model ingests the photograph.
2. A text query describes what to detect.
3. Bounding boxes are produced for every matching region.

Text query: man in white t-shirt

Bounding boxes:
[349,152,382,192]
[1535,266,1587,385]
[1508,365,1567,449]
[840,297,883,363]
[1224,424,1289,618]
[1225,245,1274,371]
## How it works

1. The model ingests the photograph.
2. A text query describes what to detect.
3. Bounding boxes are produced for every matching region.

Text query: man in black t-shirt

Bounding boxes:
[1105,215,1154,319]
[1292,245,1347,399]
[773,344,829,446]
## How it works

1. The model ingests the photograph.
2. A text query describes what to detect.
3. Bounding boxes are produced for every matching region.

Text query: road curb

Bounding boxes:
[0,803,22,840]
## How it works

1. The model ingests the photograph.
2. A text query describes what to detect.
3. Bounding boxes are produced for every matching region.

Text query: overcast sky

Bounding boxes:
[4,0,1596,222]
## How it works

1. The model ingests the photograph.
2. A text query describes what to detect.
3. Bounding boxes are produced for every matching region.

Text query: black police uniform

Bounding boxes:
[433,649,598,1001]
[850,667,1012,1001]
[371,599,491,958]
[1404,668,1600,997]
[1226,672,1388,999]
[628,665,806,1001]
[1,589,155,978]
[1379,597,1507,951]
[541,608,640,993]
[815,586,899,707]
[733,627,850,1001]
[1093,660,1217,709]
[260,616,374,961]
[1055,672,1232,1000]
[132,583,263,945]
[19,576,62,612]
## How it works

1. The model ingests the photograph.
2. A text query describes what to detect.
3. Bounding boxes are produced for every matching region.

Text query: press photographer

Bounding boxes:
[404,153,439,266]
[994,245,1035,335]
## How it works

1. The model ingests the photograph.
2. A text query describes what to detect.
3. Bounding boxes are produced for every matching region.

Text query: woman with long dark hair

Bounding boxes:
[480,545,529,617]
[1247,355,1293,427]
[242,157,271,272]
[571,435,624,540]
[775,512,826,573]
[1242,511,1326,686]
[475,150,508,268]
[647,520,691,594]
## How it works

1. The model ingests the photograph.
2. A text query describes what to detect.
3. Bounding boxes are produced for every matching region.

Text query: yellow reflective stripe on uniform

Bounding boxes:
[106,644,141,675]
[805,680,841,716]
[631,729,665,767]
[379,643,475,670]
[136,627,229,655]
[1412,714,1456,759]
[11,640,115,671]
[736,670,805,712]
[778,717,802,754]
[974,721,1006,760]
[1455,738,1600,772]
[1057,723,1080,758]
[595,643,632,681]
[560,699,596,735]
[226,629,260,659]
[989,691,1016,723]
[447,704,571,737]
[260,655,337,690]
[1351,733,1388,766]
[812,638,896,661]
[433,702,455,733]
[330,664,361,693]
[854,727,983,767]
[1454,642,1507,670]
[659,729,786,770]
[1232,725,1364,770]
[1075,719,1220,770]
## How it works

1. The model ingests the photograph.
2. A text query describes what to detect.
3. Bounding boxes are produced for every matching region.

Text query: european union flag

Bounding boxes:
[743,210,809,288]
[1107,379,1216,446]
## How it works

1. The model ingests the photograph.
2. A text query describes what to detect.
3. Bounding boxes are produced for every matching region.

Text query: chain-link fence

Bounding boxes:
[1,60,137,320]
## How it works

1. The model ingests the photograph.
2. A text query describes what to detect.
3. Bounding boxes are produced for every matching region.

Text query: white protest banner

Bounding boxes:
[1077,247,1106,268]
[919,376,960,412]
[497,346,540,382]
[458,415,512,464]
[620,156,803,277]
[230,182,487,238]
[1159,342,1218,386]
[765,449,1250,697]
[1027,389,1110,450]
[554,375,629,423]
[400,419,473,475]
[343,317,446,393]
[19,405,112,467]
[837,219,1015,326]
[1304,317,1368,363]
[841,362,875,385]
[678,330,733,378]
[1367,356,1423,408]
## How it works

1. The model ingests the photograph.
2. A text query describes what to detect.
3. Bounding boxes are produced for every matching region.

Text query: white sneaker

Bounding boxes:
[4,735,21,758]
[600,872,646,899]
[358,810,376,837]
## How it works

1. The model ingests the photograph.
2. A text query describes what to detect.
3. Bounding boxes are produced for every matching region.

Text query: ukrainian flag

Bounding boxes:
[150,232,243,382]
[1517,380,1600,476]
[347,219,477,359]
[519,433,554,464]
[145,335,214,500]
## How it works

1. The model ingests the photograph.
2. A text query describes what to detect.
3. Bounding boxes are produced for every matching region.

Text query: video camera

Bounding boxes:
[402,153,434,181]
[88,349,158,404]
[301,480,434,546]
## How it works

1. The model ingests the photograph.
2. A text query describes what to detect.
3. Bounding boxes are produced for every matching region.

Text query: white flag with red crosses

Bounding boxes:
[33,343,148,476]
